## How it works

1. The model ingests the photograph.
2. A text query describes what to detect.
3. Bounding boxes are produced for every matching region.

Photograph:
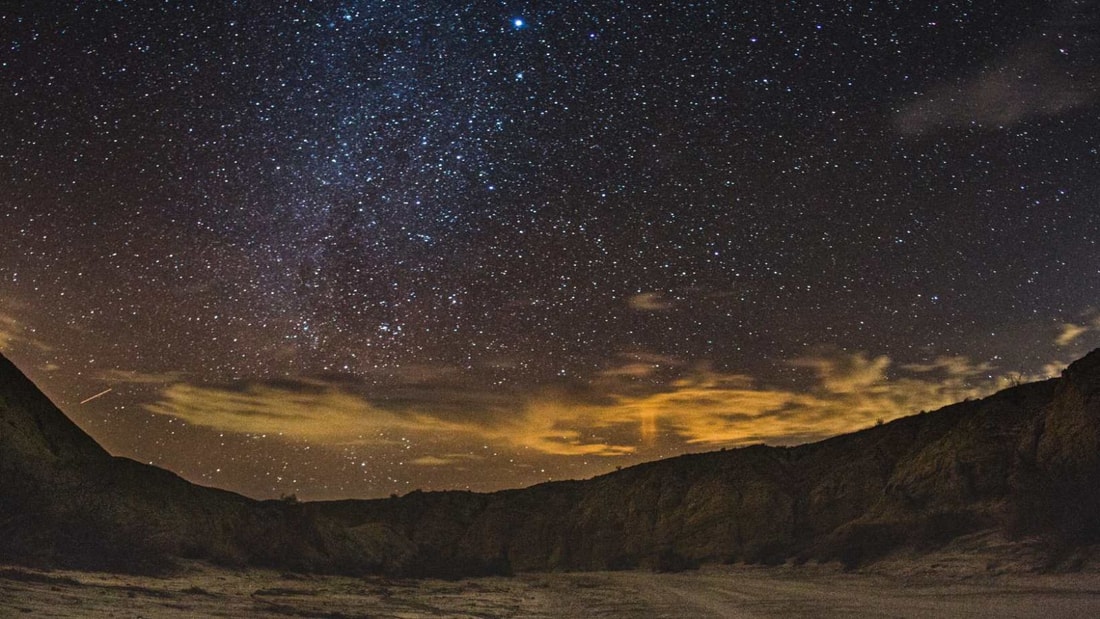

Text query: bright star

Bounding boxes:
[512,18,525,29]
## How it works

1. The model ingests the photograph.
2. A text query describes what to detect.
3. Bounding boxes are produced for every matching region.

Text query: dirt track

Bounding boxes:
[3,563,1100,618]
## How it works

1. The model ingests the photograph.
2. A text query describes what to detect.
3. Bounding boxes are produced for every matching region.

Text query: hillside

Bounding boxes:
[0,354,389,574]
[313,351,1100,574]
[3,350,1100,576]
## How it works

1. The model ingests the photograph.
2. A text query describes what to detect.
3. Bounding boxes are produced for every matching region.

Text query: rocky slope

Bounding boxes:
[3,350,1100,576]
[0,354,387,574]
[314,351,1099,574]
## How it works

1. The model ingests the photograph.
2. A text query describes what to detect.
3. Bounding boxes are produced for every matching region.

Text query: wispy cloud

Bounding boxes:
[409,454,484,467]
[0,313,18,351]
[0,310,51,355]
[901,355,993,376]
[144,375,637,456]
[628,292,673,312]
[1057,323,1090,346]
[95,369,189,384]
[896,6,1098,135]
[144,350,1058,460]
[791,352,890,394]
[598,352,682,379]
[897,47,1092,134]
[623,351,1015,447]
[1052,311,1100,347]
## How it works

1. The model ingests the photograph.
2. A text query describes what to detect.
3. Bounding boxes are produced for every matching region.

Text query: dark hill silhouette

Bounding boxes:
[3,350,1100,576]
[0,354,390,574]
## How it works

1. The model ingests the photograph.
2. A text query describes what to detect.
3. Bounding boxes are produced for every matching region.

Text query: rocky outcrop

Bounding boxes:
[1016,349,1100,548]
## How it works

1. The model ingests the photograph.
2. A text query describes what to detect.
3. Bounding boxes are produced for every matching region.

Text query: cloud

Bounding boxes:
[791,352,890,393]
[143,350,1047,460]
[145,381,402,443]
[598,352,682,379]
[0,311,51,354]
[1052,312,1100,348]
[896,7,1098,135]
[1057,323,1090,346]
[409,454,484,467]
[606,375,804,445]
[95,369,189,384]
[145,378,638,456]
[901,355,993,377]
[0,314,17,350]
[600,363,662,378]
[628,292,672,311]
[897,48,1092,134]
[612,351,1015,448]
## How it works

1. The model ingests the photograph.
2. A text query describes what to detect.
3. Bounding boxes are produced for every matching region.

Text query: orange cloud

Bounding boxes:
[0,310,52,355]
[791,352,890,393]
[901,355,992,377]
[0,313,17,350]
[628,292,672,311]
[145,380,638,456]
[598,352,681,379]
[143,349,1062,463]
[409,454,484,467]
[1057,323,1090,347]
[96,369,189,384]
[145,381,414,443]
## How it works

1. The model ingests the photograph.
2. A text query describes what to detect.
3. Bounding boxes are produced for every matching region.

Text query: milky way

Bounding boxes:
[2,2,1099,500]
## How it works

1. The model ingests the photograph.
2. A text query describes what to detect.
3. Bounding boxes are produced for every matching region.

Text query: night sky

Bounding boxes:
[2,1,1099,501]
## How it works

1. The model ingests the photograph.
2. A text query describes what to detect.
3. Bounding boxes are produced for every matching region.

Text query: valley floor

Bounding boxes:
[3,562,1100,618]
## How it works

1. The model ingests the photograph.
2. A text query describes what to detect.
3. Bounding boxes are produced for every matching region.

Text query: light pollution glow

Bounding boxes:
[144,349,1065,458]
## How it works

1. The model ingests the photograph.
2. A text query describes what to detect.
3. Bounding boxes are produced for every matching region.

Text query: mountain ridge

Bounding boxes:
[2,350,1099,576]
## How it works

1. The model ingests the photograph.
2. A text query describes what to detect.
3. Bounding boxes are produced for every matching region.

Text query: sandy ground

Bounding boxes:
[3,562,1100,618]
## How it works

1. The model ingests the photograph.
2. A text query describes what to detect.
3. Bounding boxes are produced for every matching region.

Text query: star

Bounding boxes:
[0,0,1095,501]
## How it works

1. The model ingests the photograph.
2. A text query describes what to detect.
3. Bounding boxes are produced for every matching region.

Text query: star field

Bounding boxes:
[2,1,1099,500]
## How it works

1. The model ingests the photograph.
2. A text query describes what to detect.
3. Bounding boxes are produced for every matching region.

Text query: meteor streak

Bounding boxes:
[79,388,113,405]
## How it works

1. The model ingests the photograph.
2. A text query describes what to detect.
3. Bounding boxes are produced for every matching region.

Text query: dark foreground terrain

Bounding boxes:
[3,349,1100,577]
[3,557,1100,619]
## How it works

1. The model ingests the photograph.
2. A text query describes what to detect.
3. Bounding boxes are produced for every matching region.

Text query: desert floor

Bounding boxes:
[3,562,1100,618]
